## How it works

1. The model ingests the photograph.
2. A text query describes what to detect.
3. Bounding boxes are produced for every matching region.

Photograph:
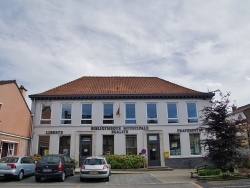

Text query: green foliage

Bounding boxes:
[104,155,146,169]
[200,92,248,171]
[199,169,222,176]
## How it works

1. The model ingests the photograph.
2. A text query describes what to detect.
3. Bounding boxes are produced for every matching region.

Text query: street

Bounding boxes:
[0,173,197,188]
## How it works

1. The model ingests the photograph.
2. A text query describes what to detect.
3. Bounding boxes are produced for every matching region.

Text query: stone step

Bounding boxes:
[148,166,173,171]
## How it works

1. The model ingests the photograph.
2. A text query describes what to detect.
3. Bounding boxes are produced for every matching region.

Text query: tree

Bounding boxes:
[201,92,248,171]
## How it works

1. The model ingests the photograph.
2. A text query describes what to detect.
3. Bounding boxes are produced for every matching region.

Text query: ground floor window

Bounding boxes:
[189,133,201,155]
[169,134,181,156]
[38,136,50,156]
[126,135,137,155]
[59,136,71,156]
[0,142,15,157]
[103,135,114,155]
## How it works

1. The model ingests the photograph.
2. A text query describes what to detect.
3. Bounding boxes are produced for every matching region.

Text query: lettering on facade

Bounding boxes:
[91,126,149,134]
[177,128,202,133]
[46,131,63,134]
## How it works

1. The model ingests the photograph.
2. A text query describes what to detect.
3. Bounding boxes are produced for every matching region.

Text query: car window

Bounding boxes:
[84,158,105,165]
[39,156,60,163]
[0,157,19,163]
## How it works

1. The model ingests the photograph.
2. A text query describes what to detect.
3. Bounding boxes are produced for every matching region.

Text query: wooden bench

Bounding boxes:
[190,165,207,178]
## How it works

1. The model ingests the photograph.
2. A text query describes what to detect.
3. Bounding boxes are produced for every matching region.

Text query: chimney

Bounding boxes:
[232,105,237,112]
[19,85,27,98]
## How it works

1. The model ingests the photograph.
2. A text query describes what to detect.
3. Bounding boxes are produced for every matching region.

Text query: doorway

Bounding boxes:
[79,135,92,167]
[147,134,160,166]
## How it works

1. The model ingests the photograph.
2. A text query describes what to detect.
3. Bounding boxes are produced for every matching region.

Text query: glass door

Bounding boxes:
[79,135,92,167]
[147,134,160,166]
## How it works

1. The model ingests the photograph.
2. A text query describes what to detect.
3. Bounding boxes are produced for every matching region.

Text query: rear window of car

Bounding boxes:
[0,157,19,163]
[84,158,105,165]
[39,156,61,163]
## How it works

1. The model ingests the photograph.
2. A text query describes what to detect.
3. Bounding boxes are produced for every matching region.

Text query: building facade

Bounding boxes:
[0,80,31,158]
[29,77,214,168]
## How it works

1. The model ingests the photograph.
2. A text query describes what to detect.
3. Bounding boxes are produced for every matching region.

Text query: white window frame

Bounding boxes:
[186,102,198,123]
[7,143,14,156]
[60,103,72,125]
[81,103,93,125]
[146,103,158,124]
[125,103,136,124]
[40,103,52,124]
[167,102,179,123]
[103,103,114,124]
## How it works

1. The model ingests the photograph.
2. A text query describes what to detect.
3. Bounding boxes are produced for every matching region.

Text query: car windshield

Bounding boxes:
[84,158,105,165]
[39,156,60,163]
[0,157,19,163]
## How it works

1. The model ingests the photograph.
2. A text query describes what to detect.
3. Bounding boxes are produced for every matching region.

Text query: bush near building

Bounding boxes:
[104,155,147,169]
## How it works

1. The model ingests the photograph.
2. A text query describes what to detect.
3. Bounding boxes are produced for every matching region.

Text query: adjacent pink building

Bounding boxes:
[0,80,31,158]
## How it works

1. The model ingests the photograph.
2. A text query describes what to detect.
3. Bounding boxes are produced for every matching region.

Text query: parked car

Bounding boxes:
[34,154,75,182]
[0,156,36,180]
[80,156,111,182]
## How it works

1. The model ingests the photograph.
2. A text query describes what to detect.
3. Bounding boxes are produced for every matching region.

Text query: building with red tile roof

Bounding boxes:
[29,76,214,168]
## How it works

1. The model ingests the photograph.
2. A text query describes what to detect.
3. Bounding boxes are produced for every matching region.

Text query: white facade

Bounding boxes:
[30,98,210,167]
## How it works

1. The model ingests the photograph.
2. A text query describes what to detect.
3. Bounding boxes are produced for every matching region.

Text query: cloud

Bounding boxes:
[0,0,250,107]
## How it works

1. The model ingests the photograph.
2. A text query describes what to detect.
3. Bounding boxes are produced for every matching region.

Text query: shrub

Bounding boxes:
[104,155,146,169]
[199,169,222,176]
[31,154,41,162]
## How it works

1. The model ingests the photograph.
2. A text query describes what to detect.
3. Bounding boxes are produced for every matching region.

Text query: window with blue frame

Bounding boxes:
[81,104,92,124]
[103,104,114,124]
[60,104,72,124]
[167,103,178,123]
[187,102,198,123]
[147,103,158,124]
[125,103,136,124]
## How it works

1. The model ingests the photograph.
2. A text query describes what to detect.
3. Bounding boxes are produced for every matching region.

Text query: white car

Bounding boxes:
[80,156,111,182]
[0,156,36,180]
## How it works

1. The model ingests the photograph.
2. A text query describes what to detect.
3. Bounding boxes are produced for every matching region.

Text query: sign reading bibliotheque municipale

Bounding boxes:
[91,126,149,134]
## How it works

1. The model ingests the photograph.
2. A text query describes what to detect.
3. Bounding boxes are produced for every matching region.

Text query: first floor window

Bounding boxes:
[126,135,137,155]
[59,136,71,156]
[81,104,92,124]
[167,103,178,123]
[187,102,198,123]
[103,135,114,155]
[189,133,201,155]
[169,134,181,156]
[125,103,136,124]
[40,104,51,124]
[147,103,158,124]
[38,136,50,156]
[103,104,114,124]
[0,142,15,157]
[61,104,72,124]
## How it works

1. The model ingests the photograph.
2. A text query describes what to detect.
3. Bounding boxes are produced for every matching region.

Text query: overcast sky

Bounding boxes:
[0,0,249,108]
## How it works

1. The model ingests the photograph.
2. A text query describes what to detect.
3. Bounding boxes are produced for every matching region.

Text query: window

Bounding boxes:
[103,135,114,155]
[81,104,92,124]
[103,104,114,124]
[59,136,71,156]
[0,142,15,158]
[187,102,198,123]
[40,104,51,124]
[38,136,50,156]
[147,103,158,124]
[125,103,136,124]
[60,104,72,124]
[190,134,201,155]
[7,143,14,156]
[169,134,181,156]
[167,103,178,123]
[126,135,137,155]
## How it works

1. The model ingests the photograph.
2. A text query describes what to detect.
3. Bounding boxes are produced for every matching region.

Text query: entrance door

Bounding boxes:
[79,135,92,167]
[147,134,160,166]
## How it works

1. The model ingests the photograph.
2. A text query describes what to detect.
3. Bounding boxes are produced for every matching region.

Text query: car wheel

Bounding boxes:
[80,177,85,182]
[59,172,65,182]
[16,170,24,181]
[35,177,41,182]
[105,175,110,182]
[71,169,75,176]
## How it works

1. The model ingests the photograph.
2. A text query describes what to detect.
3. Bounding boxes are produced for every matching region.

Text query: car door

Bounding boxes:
[21,157,29,175]
[63,156,70,176]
